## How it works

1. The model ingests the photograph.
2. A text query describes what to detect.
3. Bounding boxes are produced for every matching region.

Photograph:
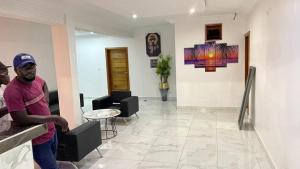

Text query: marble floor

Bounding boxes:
[76,99,274,169]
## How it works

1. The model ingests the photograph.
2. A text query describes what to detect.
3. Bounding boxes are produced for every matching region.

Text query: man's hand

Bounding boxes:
[53,115,69,132]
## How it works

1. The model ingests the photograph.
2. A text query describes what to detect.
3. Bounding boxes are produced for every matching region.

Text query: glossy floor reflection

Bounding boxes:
[76,99,274,169]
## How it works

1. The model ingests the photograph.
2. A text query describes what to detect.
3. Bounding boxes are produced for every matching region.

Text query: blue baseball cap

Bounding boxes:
[13,53,36,68]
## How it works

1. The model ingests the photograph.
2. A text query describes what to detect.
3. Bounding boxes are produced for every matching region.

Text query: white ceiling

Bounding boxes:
[68,0,258,35]
[82,0,257,18]
[87,0,205,17]
[0,0,258,36]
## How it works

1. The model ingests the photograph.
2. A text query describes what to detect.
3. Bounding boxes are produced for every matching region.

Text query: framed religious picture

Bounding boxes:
[146,33,161,57]
[205,23,222,41]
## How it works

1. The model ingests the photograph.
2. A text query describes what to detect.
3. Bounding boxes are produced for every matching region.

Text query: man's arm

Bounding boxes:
[5,81,68,132]
[42,82,49,104]
[10,111,69,132]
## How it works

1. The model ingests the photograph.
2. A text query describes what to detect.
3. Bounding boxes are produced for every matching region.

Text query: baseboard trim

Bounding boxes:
[176,106,239,111]
[139,97,177,101]
[254,127,278,169]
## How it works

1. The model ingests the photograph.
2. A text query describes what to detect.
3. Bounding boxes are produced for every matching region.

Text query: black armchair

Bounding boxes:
[48,91,102,162]
[56,121,102,162]
[92,91,139,118]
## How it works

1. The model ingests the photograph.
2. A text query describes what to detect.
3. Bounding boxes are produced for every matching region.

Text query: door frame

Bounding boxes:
[244,31,250,110]
[244,31,250,84]
[105,47,130,95]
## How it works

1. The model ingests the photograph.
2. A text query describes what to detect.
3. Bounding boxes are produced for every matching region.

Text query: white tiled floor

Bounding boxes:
[76,99,274,169]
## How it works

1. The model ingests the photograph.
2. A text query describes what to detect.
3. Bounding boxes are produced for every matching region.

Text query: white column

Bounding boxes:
[51,17,81,129]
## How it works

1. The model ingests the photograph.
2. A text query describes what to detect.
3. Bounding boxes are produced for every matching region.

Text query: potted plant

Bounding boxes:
[156,54,171,101]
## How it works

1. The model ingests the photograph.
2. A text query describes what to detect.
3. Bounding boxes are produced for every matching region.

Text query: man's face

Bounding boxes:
[148,34,158,46]
[0,68,10,85]
[15,63,36,82]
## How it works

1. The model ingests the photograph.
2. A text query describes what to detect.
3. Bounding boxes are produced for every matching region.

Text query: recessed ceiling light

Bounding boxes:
[189,8,195,15]
[132,14,138,19]
[90,32,94,35]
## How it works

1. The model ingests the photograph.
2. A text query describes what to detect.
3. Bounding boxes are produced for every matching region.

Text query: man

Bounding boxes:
[4,53,68,169]
[0,61,11,108]
[0,61,12,132]
[1,61,41,169]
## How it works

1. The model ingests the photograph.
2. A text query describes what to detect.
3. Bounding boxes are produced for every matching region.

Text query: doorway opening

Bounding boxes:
[105,47,130,95]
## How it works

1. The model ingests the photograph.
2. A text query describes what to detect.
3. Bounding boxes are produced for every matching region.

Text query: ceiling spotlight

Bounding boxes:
[132,14,138,19]
[189,8,195,15]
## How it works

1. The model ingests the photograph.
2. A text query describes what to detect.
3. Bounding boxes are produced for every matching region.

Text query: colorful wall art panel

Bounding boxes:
[215,43,227,67]
[227,45,239,63]
[205,43,216,68]
[184,48,195,64]
[184,41,239,72]
[205,67,216,72]
[194,44,206,68]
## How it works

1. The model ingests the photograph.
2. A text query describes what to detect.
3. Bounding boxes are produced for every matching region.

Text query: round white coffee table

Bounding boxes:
[83,109,121,140]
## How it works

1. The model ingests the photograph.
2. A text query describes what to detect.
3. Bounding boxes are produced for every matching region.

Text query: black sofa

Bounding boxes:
[49,90,60,115]
[48,90,102,162]
[92,91,139,117]
[56,121,101,161]
[0,107,8,118]
[1,103,102,162]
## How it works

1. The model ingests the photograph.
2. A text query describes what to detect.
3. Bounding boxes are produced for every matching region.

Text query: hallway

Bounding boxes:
[77,99,274,169]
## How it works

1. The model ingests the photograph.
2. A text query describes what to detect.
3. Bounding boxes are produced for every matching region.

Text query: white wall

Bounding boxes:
[248,0,300,168]
[175,14,246,107]
[76,24,176,98]
[76,36,110,98]
[0,16,57,90]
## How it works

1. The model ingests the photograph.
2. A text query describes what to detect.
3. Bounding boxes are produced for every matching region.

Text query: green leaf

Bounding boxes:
[156,54,171,83]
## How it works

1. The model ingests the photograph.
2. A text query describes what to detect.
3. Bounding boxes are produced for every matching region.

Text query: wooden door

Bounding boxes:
[244,32,250,109]
[245,31,250,84]
[106,47,130,94]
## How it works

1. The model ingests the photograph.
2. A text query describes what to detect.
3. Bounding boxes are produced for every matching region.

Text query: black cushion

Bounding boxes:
[49,91,59,105]
[92,91,139,118]
[0,107,8,118]
[49,104,60,116]
[79,93,84,107]
[111,91,131,102]
[48,90,59,116]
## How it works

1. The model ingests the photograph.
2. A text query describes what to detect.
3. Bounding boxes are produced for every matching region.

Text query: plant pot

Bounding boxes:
[159,82,169,89]
[160,88,169,101]
[159,82,169,101]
